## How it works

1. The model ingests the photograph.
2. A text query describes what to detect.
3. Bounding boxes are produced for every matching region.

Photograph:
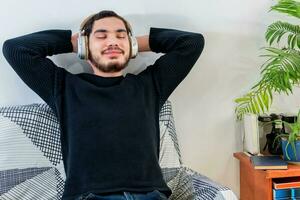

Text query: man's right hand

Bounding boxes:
[71,33,79,53]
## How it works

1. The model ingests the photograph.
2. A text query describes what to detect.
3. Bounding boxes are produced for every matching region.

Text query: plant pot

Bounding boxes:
[281,138,300,164]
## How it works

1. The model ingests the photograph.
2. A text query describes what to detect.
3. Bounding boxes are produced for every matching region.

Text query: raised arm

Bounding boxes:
[139,27,205,109]
[2,30,73,113]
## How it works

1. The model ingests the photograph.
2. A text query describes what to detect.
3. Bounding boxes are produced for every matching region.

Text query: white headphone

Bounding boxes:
[77,13,138,60]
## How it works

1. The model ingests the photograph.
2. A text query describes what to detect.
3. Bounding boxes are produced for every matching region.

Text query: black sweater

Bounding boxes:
[2,27,204,199]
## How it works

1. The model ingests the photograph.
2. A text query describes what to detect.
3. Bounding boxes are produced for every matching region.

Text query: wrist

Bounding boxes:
[71,33,79,53]
[136,35,150,52]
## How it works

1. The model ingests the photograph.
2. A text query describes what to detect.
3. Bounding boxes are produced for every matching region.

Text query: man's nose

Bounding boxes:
[106,36,118,46]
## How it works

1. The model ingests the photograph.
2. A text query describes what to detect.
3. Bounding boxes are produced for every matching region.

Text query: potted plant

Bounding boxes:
[274,111,300,162]
[234,0,300,120]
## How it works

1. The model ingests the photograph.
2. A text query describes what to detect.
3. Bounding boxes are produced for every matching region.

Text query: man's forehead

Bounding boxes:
[92,17,127,33]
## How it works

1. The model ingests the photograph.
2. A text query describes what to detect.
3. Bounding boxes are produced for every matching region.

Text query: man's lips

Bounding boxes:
[102,50,123,56]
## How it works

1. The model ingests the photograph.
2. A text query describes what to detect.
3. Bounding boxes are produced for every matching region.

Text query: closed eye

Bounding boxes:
[95,35,106,39]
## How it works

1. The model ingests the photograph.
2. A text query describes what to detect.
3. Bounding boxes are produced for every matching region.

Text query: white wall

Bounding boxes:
[1,0,298,197]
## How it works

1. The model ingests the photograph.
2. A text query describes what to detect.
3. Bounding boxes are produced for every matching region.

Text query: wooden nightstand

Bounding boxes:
[234,152,300,200]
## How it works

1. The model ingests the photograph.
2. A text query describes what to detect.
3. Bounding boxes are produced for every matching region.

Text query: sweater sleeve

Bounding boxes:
[2,30,73,111]
[140,27,205,109]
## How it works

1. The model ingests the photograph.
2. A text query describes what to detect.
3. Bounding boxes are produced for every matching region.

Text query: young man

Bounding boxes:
[2,10,204,200]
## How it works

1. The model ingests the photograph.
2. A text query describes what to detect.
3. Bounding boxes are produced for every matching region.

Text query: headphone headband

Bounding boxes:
[80,13,133,36]
[80,13,96,32]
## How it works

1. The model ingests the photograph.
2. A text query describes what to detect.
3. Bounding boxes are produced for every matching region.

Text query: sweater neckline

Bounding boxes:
[77,72,124,87]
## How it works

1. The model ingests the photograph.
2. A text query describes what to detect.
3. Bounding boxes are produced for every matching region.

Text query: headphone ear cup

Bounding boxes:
[77,35,89,60]
[84,35,89,60]
[130,35,138,59]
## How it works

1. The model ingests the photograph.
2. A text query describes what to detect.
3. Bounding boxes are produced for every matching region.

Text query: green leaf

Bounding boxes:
[257,94,266,112]
[270,0,300,19]
[234,97,250,103]
[265,21,300,48]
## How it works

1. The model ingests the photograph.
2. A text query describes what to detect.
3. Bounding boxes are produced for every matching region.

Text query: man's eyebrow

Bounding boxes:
[93,29,127,34]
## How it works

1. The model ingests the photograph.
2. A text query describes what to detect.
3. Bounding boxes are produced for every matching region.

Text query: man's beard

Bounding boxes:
[89,50,130,73]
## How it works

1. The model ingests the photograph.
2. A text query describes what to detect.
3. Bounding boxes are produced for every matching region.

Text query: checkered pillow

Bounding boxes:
[165,167,238,200]
[159,100,182,168]
[0,100,181,199]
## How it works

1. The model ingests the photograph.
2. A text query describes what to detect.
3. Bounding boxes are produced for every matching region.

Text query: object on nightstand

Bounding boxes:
[250,155,288,170]
[291,188,300,198]
[273,177,300,189]
[272,188,291,199]
[243,114,260,155]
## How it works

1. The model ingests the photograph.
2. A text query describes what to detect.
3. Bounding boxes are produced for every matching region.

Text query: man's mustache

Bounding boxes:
[102,46,124,54]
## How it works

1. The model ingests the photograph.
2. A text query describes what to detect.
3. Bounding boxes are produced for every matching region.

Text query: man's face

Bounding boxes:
[88,17,131,73]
